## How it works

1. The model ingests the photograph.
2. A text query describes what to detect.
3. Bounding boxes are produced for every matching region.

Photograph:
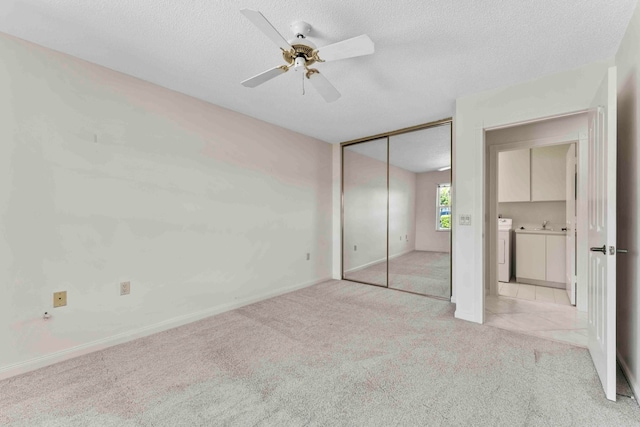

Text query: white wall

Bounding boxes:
[342,149,416,272]
[415,170,451,253]
[453,58,612,323]
[0,34,333,377]
[615,0,640,401]
[498,202,566,231]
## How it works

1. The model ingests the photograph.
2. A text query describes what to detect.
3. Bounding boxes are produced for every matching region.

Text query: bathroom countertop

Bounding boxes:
[514,228,567,235]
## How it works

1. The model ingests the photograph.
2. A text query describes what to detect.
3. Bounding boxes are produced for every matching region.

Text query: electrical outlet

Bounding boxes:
[306,252,310,261]
[53,291,67,308]
[120,281,130,296]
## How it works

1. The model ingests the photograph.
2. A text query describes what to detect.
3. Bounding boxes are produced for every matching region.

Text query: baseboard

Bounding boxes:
[617,350,640,404]
[454,309,480,323]
[344,249,414,274]
[0,276,332,381]
[389,249,415,261]
[516,277,565,289]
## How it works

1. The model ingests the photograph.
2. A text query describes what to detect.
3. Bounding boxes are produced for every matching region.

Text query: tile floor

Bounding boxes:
[485,281,587,347]
[498,281,572,305]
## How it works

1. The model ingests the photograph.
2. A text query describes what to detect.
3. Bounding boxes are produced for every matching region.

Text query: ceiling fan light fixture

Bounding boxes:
[293,56,306,70]
[239,9,374,103]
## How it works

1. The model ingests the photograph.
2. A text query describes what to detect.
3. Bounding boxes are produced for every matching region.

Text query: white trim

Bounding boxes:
[483,109,589,132]
[0,276,333,381]
[344,249,414,274]
[345,256,387,274]
[454,309,478,323]
[617,351,640,405]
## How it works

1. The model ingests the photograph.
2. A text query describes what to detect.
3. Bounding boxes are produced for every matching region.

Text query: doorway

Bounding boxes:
[471,66,618,401]
[341,119,453,299]
[483,113,589,347]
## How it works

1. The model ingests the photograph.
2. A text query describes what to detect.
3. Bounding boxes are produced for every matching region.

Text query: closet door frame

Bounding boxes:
[340,117,454,298]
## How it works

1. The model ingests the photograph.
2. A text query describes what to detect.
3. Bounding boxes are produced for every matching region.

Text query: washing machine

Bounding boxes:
[498,218,513,283]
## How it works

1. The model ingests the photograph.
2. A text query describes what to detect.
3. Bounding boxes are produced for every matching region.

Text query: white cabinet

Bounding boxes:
[545,235,566,283]
[531,145,568,201]
[516,232,566,285]
[516,233,546,280]
[499,145,568,203]
[498,149,530,202]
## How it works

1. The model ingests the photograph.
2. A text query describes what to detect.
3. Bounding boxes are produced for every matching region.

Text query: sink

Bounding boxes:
[534,227,554,231]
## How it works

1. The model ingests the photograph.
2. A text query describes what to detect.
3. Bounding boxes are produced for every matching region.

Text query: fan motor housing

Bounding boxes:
[283,44,317,67]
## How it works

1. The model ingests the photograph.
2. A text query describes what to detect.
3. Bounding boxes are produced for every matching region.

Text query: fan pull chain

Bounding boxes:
[302,72,305,95]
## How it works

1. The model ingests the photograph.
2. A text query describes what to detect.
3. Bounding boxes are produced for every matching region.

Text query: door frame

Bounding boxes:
[482,111,589,318]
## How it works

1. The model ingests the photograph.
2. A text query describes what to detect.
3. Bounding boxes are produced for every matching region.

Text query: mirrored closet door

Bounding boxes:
[343,138,388,287]
[341,120,452,299]
[388,124,452,298]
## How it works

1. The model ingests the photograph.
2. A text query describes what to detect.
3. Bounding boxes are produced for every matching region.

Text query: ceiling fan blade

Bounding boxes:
[308,71,341,103]
[240,9,291,51]
[316,34,374,62]
[241,66,288,88]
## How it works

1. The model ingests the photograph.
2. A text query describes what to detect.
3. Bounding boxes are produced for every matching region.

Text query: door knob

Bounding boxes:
[590,245,606,254]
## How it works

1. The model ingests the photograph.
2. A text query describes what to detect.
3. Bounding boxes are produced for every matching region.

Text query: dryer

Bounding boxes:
[498,218,513,283]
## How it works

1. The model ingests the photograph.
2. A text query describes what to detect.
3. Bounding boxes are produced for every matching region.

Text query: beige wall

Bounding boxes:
[498,202,566,231]
[615,0,640,401]
[342,149,416,273]
[415,170,451,253]
[389,163,417,258]
[0,34,333,377]
[342,149,387,272]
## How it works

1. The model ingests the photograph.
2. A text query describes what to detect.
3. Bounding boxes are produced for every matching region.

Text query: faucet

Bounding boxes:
[542,220,549,230]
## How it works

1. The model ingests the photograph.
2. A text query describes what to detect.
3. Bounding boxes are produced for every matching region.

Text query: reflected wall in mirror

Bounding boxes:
[342,138,388,286]
[388,124,452,298]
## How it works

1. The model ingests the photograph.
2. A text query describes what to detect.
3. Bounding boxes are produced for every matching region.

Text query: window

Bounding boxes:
[437,183,451,231]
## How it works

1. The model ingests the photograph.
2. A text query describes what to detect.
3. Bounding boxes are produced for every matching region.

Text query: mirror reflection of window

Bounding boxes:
[342,121,452,299]
[437,183,451,231]
[387,123,452,299]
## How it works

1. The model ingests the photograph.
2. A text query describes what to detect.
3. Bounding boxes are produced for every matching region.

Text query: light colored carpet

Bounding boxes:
[345,250,450,298]
[1,280,639,426]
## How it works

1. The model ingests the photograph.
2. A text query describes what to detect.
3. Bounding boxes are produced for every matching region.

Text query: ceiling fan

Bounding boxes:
[240,9,375,103]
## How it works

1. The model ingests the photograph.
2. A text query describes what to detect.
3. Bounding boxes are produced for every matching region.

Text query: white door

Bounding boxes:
[566,143,576,305]
[587,66,617,401]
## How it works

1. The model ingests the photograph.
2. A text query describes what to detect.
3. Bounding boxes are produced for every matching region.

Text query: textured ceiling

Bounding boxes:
[346,124,451,173]
[0,0,636,143]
